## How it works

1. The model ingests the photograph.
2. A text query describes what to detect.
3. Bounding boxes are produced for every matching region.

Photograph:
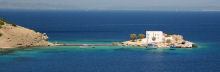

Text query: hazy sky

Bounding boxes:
[0,0,220,11]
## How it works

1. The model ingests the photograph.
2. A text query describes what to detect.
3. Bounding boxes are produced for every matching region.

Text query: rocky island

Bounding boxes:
[0,18,54,48]
[122,31,197,48]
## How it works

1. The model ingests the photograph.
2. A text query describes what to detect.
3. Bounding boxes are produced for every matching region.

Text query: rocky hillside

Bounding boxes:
[0,18,54,48]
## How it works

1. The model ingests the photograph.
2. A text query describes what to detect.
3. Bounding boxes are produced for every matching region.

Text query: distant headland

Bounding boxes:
[0,18,54,48]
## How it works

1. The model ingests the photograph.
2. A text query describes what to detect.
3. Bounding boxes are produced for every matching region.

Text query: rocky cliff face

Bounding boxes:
[0,21,54,48]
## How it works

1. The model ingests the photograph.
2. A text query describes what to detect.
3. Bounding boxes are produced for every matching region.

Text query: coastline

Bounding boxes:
[0,41,218,72]
[0,40,206,56]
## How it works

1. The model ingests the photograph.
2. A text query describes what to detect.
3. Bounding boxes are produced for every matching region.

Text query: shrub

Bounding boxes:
[0,21,4,29]
[0,21,4,25]
[152,37,156,41]
[138,34,145,40]
[166,39,171,43]
[33,30,38,33]
[174,37,179,41]
[167,33,173,35]
[165,35,170,37]
[0,33,2,37]
[130,34,137,42]
[11,24,17,27]
[0,18,17,27]
[0,18,10,24]
[166,33,173,37]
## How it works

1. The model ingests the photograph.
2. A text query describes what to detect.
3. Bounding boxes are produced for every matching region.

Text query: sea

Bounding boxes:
[0,10,220,72]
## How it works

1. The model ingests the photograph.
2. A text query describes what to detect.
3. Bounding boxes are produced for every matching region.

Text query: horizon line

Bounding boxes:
[1,9,220,12]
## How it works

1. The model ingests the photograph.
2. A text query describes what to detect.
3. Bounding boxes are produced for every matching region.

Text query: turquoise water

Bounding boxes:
[0,43,219,72]
[0,10,220,72]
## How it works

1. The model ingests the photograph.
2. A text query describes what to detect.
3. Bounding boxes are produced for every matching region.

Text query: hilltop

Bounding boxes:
[0,18,54,48]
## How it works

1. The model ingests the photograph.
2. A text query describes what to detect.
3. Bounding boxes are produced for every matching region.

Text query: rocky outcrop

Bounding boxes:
[0,21,54,48]
[122,34,196,48]
[158,35,196,48]
[157,41,195,48]
[121,40,147,47]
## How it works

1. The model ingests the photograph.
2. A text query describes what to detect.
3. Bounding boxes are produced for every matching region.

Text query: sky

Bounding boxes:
[0,0,220,11]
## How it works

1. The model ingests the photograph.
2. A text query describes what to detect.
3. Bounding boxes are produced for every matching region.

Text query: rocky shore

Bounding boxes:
[0,19,54,48]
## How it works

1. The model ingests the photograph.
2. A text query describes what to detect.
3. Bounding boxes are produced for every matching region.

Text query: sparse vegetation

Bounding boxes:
[0,18,17,27]
[130,34,137,42]
[167,33,173,35]
[0,21,4,25]
[33,30,38,33]
[0,20,4,29]
[0,24,2,29]
[0,18,10,24]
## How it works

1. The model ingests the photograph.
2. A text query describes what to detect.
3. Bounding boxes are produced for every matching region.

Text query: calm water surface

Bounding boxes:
[0,10,220,72]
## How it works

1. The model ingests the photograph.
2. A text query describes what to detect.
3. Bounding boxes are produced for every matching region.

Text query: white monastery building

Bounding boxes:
[142,31,166,43]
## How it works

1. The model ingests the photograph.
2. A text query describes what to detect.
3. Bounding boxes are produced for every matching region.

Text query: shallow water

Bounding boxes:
[0,10,220,72]
[0,42,219,72]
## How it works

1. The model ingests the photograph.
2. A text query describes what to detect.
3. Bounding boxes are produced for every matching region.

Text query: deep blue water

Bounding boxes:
[0,10,220,72]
